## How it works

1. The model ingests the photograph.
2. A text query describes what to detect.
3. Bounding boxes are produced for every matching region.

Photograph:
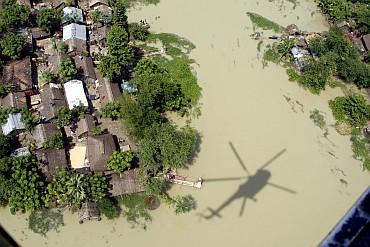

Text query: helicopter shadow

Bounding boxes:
[201,142,296,219]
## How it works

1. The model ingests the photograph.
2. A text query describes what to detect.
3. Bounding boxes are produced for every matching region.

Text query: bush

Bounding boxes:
[101,102,121,119]
[106,151,134,173]
[43,133,64,150]
[28,209,64,236]
[129,23,149,41]
[98,197,120,219]
[174,195,196,214]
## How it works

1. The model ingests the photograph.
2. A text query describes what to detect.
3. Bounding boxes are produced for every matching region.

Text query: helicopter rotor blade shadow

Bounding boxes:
[203,177,246,182]
[259,149,287,170]
[239,197,247,216]
[229,141,251,176]
[267,182,296,194]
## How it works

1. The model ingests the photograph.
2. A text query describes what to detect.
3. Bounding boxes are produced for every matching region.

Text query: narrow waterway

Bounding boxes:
[1,0,369,246]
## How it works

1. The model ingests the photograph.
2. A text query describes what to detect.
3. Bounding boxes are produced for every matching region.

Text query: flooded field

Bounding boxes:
[1,0,369,246]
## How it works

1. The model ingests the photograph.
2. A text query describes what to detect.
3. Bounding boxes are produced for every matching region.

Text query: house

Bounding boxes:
[63,79,89,109]
[73,55,97,84]
[31,28,51,40]
[52,0,76,8]
[89,26,108,46]
[39,84,67,121]
[76,114,95,139]
[62,6,84,25]
[89,0,112,19]
[1,92,27,109]
[63,23,87,54]
[0,57,35,95]
[362,34,370,53]
[97,74,121,106]
[108,169,145,197]
[78,202,100,223]
[48,51,68,73]
[35,148,68,181]
[285,24,300,36]
[1,113,26,136]
[32,122,60,149]
[86,133,117,171]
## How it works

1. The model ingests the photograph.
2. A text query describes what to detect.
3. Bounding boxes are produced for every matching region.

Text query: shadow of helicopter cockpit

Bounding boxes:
[202,142,296,219]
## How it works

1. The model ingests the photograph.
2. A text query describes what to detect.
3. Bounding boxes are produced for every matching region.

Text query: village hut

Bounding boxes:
[1,113,26,136]
[108,169,145,197]
[86,133,117,171]
[39,84,67,121]
[78,202,101,223]
[32,122,60,149]
[97,74,121,106]
[1,92,27,109]
[73,56,97,84]
[0,57,35,95]
[285,24,300,36]
[48,51,69,73]
[362,34,370,53]
[89,0,112,16]
[31,28,52,40]
[76,114,95,139]
[63,23,87,55]
[35,149,68,181]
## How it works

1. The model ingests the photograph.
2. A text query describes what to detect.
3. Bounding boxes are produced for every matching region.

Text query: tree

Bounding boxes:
[97,54,123,81]
[144,177,166,196]
[107,151,134,173]
[1,33,26,60]
[107,25,129,53]
[21,108,38,130]
[98,197,120,219]
[317,0,350,22]
[129,23,149,41]
[36,8,61,31]
[338,58,370,88]
[28,209,64,236]
[59,58,77,82]
[112,0,128,28]
[0,85,15,96]
[174,195,196,214]
[0,134,11,158]
[87,173,108,202]
[8,156,46,213]
[43,133,64,150]
[134,58,166,78]
[0,0,30,32]
[101,102,121,119]
[276,38,294,58]
[140,123,197,172]
[56,107,73,128]
[42,71,59,84]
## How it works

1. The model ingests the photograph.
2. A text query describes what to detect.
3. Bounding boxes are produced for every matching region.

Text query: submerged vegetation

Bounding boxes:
[246,12,284,32]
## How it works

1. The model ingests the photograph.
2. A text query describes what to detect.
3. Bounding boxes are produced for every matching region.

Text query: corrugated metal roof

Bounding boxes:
[1,113,26,135]
[63,80,89,109]
[63,23,87,41]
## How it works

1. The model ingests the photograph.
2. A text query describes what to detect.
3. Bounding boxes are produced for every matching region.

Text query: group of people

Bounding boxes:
[140,19,149,26]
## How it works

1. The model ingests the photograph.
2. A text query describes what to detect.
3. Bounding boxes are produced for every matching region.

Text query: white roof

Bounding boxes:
[62,7,84,24]
[63,80,89,109]
[63,23,86,41]
[1,113,26,135]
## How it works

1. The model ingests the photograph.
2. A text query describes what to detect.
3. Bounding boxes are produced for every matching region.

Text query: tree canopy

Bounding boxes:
[37,8,62,31]
[112,0,128,28]
[0,0,30,32]
[106,151,134,173]
[1,33,26,60]
[59,58,78,82]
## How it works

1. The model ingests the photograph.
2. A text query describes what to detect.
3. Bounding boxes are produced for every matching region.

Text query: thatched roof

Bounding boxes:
[79,202,100,222]
[74,56,97,81]
[31,28,51,40]
[32,122,60,149]
[39,84,67,121]
[76,114,95,138]
[48,52,68,73]
[35,148,68,181]
[362,34,370,52]
[87,133,117,171]
[109,169,145,197]
[89,0,109,8]
[1,92,27,108]
[97,74,121,106]
[0,57,33,92]
[285,24,299,36]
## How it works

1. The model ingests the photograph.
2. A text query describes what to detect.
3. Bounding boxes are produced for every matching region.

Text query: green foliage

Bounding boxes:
[148,33,195,58]
[263,44,280,64]
[276,38,295,57]
[43,133,64,150]
[107,25,129,52]
[98,197,120,219]
[129,23,149,41]
[300,57,333,94]
[286,67,301,81]
[174,195,196,214]
[134,58,167,78]
[56,107,73,128]
[97,54,123,81]
[0,0,30,32]
[21,108,38,130]
[338,58,370,88]
[41,71,59,84]
[28,209,64,236]
[107,151,134,173]
[87,173,108,202]
[91,10,102,24]
[317,0,350,22]
[58,42,68,53]
[246,12,284,32]
[92,125,103,136]
[308,36,326,55]
[8,156,46,213]
[37,8,62,31]
[112,0,128,28]
[118,194,151,225]
[310,109,326,130]
[0,135,11,158]
[0,84,15,96]
[60,58,77,82]
[101,102,121,119]
[140,123,197,172]
[329,95,370,127]
[350,129,370,171]
[122,0,159,8]
[1,33,26,60]
[144,177,166,196]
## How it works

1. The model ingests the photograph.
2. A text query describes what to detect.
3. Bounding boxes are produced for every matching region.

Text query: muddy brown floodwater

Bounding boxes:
[1,0,369,246]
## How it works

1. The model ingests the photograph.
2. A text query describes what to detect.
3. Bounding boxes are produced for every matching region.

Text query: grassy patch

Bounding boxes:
[246,12,284,32]
[148,33,195,58]
[263,44,280,64]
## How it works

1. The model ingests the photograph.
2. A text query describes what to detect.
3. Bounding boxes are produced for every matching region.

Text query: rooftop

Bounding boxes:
[63,23,87,41]
[1,113,26,136]
[63,79,89,109]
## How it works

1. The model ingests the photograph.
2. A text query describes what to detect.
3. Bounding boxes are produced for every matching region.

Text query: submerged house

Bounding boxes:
[63,79,89,109]
[86,133,117,171]
[73,55,97,84]
[39,84,67,121]
[108,169,145,197]
[32,122,60,149]
[63,23,87,55]
[35,148,68,181]
[0,57,35,95]
[1,113,26,136]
